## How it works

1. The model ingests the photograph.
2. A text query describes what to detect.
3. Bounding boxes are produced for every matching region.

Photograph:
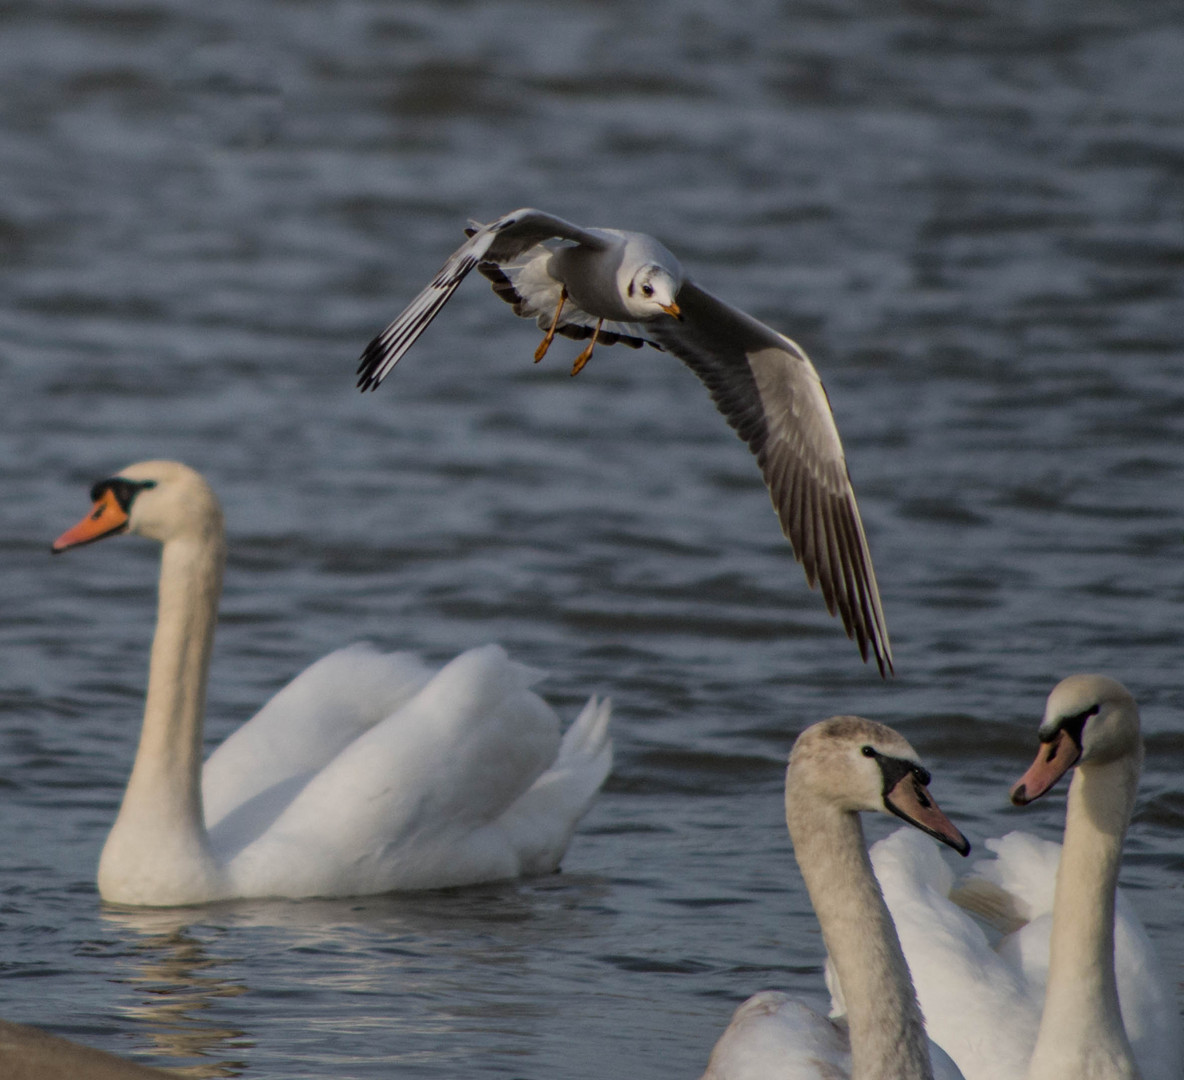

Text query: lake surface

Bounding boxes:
[2,0,1183,1076]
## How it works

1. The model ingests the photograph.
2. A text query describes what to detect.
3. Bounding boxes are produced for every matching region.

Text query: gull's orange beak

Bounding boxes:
[660,301,682,319]
[1010,728,1081,806]
[884,772,971,856]
[52,488,129,553]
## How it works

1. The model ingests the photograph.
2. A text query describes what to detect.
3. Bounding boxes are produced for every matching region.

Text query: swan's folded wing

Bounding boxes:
[856,829,1039,1079]
[203,644,433,831]
[495,695,612,875]
[223,645,564,894]
[647,282,892,676]
[978,832,1184,1080]
[947,876,1030,936]
[954,831,1060,925]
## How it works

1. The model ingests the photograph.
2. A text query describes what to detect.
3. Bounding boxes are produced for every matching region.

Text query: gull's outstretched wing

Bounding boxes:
[358,209,608,390]
[648,282,893,676]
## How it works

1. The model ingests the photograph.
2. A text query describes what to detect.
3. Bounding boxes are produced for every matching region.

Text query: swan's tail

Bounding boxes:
[555,695,613,771]
[499,696,613,876]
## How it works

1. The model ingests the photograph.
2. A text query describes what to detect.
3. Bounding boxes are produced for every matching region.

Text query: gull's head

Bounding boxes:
[624,262,682,320]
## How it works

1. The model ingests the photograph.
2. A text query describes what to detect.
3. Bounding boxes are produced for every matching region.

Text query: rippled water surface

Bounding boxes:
[3,1,1184,1076]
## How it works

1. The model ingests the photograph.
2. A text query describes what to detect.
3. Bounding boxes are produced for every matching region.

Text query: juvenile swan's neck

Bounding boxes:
[788,790,934,1080]
[98,531,226,905]
[1028,752,1143,1080]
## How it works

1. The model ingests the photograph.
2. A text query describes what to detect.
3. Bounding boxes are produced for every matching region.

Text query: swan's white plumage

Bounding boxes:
[832,675,1182,1080]
[215,643,610,898]
[852,827,1182,1080]
[837,828,1040,1079]
[203,644,434,846]
[54,461,612,905]
[702,992,851,1080]
[703,991,966,1080]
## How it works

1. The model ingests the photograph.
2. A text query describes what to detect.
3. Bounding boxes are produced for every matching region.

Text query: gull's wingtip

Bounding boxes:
[356,341,393,391]
[356,341,383,391]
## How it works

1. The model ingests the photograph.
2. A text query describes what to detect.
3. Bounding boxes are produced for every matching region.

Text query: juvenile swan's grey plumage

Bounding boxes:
[700,717,970,1080]
[357,208,893,676]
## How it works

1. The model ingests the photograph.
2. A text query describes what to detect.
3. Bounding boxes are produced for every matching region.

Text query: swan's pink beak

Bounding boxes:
[885,774,970,856]
[1010,728,1080,806]
[52,489,129,553]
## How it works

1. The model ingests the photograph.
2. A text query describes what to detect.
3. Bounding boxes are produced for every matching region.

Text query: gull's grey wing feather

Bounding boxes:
[648,282,893,676]
[357,209,611,390]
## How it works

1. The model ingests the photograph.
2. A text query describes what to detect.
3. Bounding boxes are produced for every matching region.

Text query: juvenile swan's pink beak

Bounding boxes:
[885,773,970,856]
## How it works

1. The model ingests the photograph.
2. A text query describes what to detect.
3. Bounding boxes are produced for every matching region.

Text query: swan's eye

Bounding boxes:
[641,283,654,297]
[861,745,876,758]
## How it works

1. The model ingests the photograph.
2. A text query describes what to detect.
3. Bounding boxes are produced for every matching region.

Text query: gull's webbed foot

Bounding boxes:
[570,319,603,376]
[534,289,568,363]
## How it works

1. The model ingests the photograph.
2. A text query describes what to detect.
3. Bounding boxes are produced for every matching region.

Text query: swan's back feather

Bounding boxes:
[839,829,1040,1080]
[859,827,1182,1080]
[496,695,613,875]
[700,992,850,1080]
[216,645,609,896]
[974,832,1182,1080]
[702,990,965,1080]
[203,643,433,832]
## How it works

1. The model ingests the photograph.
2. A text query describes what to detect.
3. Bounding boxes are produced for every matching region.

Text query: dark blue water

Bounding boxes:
[2,1,1183,1076]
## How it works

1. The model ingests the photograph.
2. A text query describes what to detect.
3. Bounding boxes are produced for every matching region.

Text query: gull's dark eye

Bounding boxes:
[641,283,654,297]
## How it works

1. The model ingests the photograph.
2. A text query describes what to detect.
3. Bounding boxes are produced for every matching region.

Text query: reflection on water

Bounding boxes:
[103,909,250,1078]
[95,876,619,1075]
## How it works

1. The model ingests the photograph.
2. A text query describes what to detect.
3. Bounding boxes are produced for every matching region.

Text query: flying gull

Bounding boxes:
[357,208,893,676]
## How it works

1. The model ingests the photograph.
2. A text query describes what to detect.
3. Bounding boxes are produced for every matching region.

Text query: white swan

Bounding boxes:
[840,676,1181,1080]
[51,460,612,906]
[700,716,970,1080]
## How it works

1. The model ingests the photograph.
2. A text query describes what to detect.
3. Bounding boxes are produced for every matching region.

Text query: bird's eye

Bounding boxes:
[861,745,876,758]
[641,284,654,297]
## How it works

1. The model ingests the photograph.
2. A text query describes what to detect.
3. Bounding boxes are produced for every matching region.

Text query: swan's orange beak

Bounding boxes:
[52,488,129,553]
[1010,728,1081,806]
[660,301,682,319]
[885,773,970,856]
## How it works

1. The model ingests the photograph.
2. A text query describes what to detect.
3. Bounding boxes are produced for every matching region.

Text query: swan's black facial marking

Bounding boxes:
[868,744,968,855]
[863,745,930,796]
[1041,705,1097,755]
[90,477,156,513]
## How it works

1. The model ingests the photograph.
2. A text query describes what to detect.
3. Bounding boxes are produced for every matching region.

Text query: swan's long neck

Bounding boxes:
[788,792,934,1080]
[98,531,226,905]
[1027,751,1143,1080]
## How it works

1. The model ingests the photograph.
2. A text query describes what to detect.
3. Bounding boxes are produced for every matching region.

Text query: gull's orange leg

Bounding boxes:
[534,288,568,363]
[570,319,603,376]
